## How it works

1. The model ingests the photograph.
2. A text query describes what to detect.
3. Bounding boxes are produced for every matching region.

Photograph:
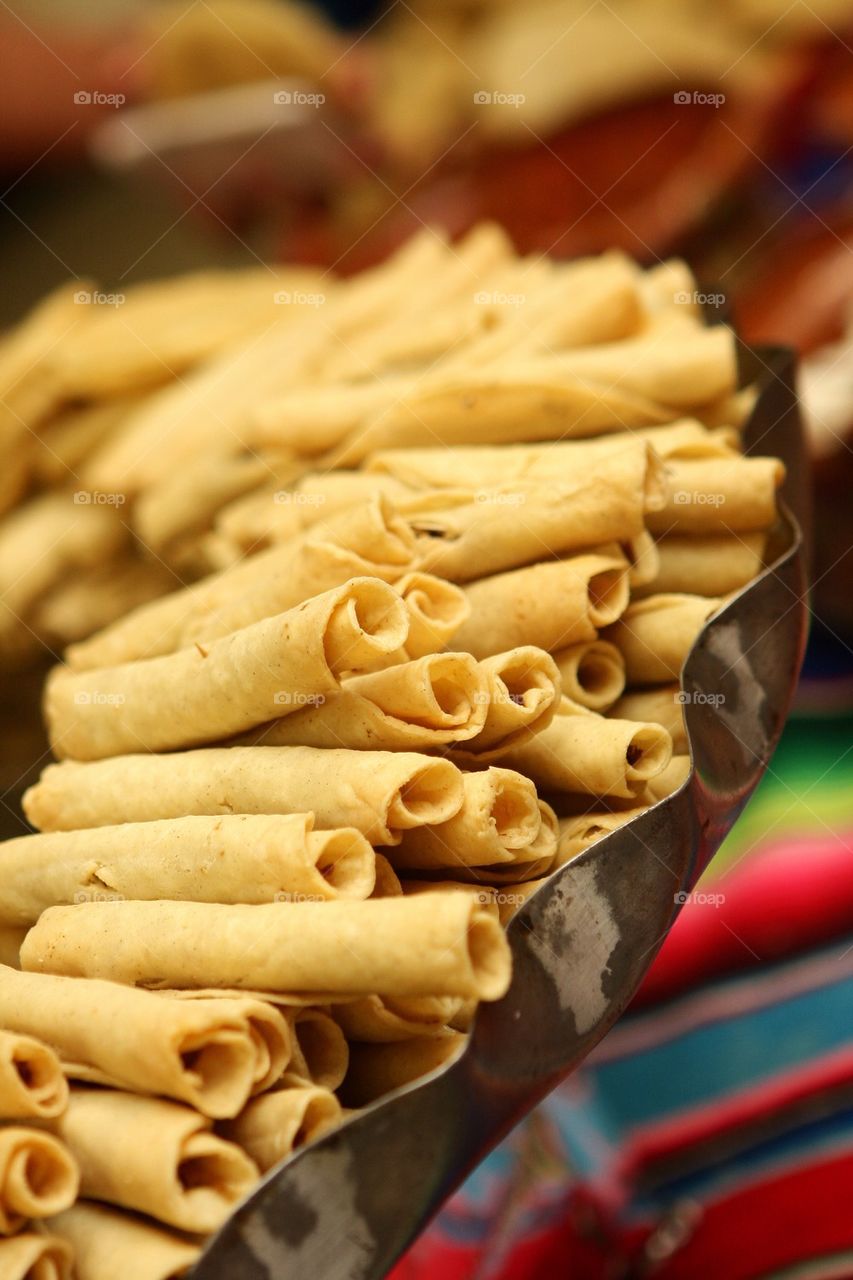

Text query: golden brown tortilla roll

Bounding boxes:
[0,1129,79,1233]
[643,755,691,803]
[0,494,125,628]
[605,594,722,684]
[405,450,664,582]
[82,311,324,500]
[33,559,175,650]
[0,966,282,1119]
[87,228,453,488]
[451,552,630,658]
[66,496,416,669]
[246,652,489,751]
[0,1233,72,1280]
[47,1201,200,1280]
[388,767,542,871]
[612,685,687,754]
[640,533,766,596]
[640,258,697,316]
[46,578,409,760]
[477,252,639,349]
[395,572,470,658]
[549,324,737,410]
[43,1088,258,1234]
[254,378,411,455]
[258,224,510,399]
[619,529,660,588]
[401,882,500,921]
[24,748,464,847]
[330,365,671,462]
[0,283,84,480]
[501,697,672,799]
[285,1009,349,1091]
[557,808,649,866]
[21,894,512,1002]
[215,471,413,556]
[372,854,403,898]
[0,927,26,970]
[365,425,730,489]
[552,640,626,711]
[451,800,558,886]
[325,224,522,378]
[227,1001,291,1095]
[49,268,321,399]
[650,457,784,535]
[643,423,738,461]
[698,386,756,429]
[463,648,561,755]
[331,995,462,1043]
[242,1001,294,1093]
[0,1031,68,1120]
[133,452,272,559]
[342,1030,467,1107]
[222,1083,342,1173]
[143,992,292,1097]
[478,252,642,359]
[32,395,142,487]
[0,814,375,927]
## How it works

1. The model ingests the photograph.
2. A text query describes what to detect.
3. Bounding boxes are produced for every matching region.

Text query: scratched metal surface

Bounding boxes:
[193,344,808,1280]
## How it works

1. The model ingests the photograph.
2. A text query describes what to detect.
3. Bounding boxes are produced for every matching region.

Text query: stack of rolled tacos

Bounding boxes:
[0,231,785,1279]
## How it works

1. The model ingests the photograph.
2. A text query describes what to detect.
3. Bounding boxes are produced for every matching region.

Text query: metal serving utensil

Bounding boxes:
[90,79,363,206]
[194,343,809,1280]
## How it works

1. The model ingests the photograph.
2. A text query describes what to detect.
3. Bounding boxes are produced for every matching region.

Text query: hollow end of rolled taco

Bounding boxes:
[346,494,418,566]
[468,907,512,1001]
[290,1011,348,1090]
[310,829,376,899]
[398,572,470,636]
[10,1136,79,1216]
[11,1041,67,1114]
[387,759,463,830]
[429,674,476,725]
[177,1135,258,1213]
[575,818,614,844]
[419,653,483,728]
[556,808,646,867]
[325,579,409,673]
[492,650,558,716]
[178,1030,257,1120]
[572,643,626,710]
[624,723,673,787]
[587,566,630,628]
[489,771,541,850]
[242,1008,291,1095]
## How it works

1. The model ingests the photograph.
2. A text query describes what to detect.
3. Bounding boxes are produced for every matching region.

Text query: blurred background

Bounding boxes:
[0,2,852,1276]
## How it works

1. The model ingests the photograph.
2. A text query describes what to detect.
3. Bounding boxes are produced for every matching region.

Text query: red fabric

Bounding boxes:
[625,1150,853,1280]
[388,1194,610,1280]
[635,832,853,1008]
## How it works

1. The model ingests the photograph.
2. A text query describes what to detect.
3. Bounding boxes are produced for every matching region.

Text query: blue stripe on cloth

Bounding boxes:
[628,1102,853,1220]
[580,951,853,1132]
